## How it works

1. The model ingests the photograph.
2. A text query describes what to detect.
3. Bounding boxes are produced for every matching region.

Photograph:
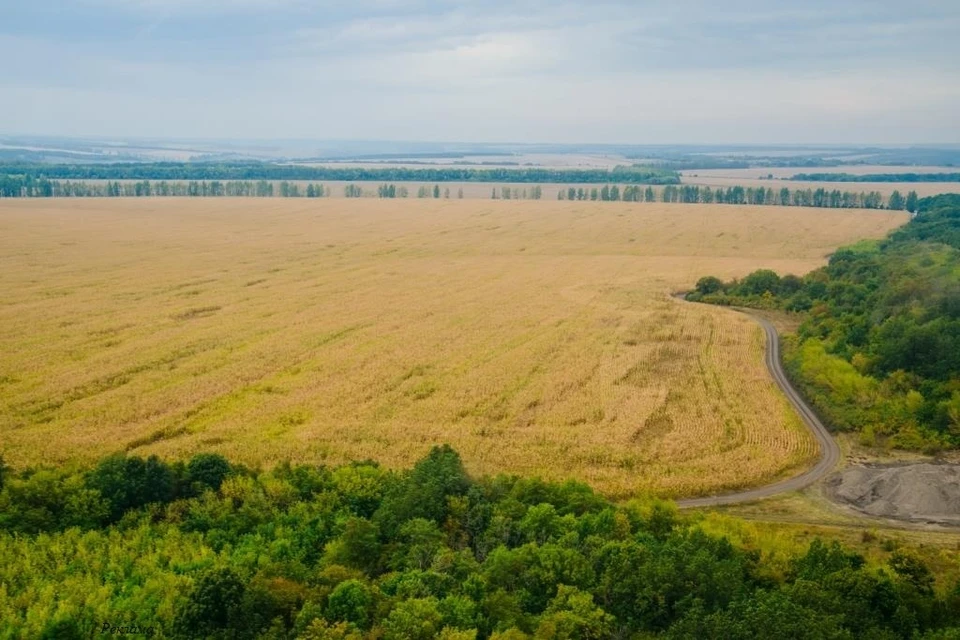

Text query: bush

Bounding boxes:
[736,269,781,296]
[187,453,232,492]
[39,618,85,640]
[374,445,471,535]
[694,276,724,296]
[0,470,108,533]
[383,598,444,640]
[173,568,246,639]
[326,580,375,628]
[86,454,176,521]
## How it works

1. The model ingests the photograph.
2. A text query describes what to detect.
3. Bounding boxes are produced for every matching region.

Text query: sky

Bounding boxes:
[2,0,959,144]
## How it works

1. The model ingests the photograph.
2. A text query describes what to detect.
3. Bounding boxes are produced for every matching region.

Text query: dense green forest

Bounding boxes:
[0,162,680,186]
[687,194,960,450]
[1,445,958,639]
[792,173,960,183]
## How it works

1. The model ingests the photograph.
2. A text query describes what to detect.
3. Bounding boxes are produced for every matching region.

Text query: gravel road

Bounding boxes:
[676,308,841,508]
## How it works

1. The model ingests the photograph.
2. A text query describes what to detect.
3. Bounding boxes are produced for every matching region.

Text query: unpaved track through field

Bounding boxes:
[676,303,842,508]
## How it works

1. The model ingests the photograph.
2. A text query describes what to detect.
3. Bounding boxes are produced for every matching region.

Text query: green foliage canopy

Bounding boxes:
[0,446,957,638]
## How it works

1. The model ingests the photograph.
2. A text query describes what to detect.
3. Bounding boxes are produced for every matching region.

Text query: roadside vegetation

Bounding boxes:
[687,194,960,451]
[3,446,959,639]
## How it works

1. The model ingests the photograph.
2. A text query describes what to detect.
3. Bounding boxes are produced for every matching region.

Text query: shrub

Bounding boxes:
[172,568,246,639]
[383,598,444,640]
[326,580,375,629]
[86,454,175,521]
[187,453,232,492]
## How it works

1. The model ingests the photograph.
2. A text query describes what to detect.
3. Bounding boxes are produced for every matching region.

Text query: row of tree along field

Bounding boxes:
[0,178,533,200]
[0,178,333,198]
[687,194,960,451]
[0,174,921,210]
[372,184,547,200]
[557,184,918,210]
[0,162,681,184]
[791,172,960,183]
[2,445,957,639]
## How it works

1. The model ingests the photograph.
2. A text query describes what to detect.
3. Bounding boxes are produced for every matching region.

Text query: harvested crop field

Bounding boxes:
[684,165,960,179]
[0,199,906,498]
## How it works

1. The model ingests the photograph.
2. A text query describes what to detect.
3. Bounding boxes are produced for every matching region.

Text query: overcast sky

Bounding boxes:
[3,0,959,144]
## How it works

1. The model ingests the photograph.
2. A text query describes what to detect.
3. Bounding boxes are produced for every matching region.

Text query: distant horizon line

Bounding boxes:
[2,135,959,150]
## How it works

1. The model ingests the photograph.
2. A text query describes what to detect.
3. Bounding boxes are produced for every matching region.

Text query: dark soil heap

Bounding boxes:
[829,463,960,525]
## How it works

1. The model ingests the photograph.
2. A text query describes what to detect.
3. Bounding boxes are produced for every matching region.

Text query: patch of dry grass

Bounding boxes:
[0,199,906,498]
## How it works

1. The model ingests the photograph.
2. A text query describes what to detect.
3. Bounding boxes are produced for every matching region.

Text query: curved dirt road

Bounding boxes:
[676,305,841,508]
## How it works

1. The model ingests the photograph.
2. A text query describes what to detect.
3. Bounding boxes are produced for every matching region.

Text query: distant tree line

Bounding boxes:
[559,185,656,202]
[0,162,680,185]
[0,176,328,199]
[0,173,920,211]
[373,184,470,199]
[791,172,960,183]
[556,184,919,210]
[489,185,544,200]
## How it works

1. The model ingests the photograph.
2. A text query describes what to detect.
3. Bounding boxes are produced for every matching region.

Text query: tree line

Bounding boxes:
[2,445,958,638]
[687,194,960,451]
[0,176,329,198]
[0,173,922,211]
[791,172,960,183]
[0,162,680,185]
[557,183,918,210]
[559,185,656,202]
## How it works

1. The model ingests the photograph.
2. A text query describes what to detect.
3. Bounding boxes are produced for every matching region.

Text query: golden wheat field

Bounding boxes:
[0,199,907,498]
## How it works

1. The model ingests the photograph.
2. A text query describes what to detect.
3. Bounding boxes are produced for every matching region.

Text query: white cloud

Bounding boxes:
[79,0,307,14]
[2,0,959,142]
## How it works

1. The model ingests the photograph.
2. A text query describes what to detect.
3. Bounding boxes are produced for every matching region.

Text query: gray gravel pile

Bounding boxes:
[828,463,960,525]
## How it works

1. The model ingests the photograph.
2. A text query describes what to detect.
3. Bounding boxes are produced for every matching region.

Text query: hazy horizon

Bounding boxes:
[3,0,959,144]
[4,135,960,148]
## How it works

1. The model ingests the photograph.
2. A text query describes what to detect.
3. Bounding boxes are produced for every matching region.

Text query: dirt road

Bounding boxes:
[676,306,841,508]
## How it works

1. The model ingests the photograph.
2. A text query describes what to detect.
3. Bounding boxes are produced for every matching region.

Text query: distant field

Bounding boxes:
[296,153,627,170]
[0,200,906,498]
[685,165,960,179]
[682,167,960,197]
